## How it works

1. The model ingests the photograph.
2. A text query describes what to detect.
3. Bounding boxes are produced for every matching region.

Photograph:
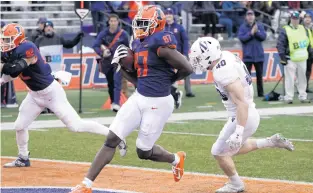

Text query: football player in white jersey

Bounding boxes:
[189,37,295,193]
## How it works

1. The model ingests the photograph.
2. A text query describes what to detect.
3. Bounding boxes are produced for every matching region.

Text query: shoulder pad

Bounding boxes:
[17,42,37,58]
[150,31,177,49]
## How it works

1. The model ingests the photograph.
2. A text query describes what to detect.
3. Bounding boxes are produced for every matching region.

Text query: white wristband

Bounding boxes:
[235,125,244,135]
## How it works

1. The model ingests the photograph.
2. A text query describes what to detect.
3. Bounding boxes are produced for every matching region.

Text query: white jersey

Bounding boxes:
[212,51,255,117]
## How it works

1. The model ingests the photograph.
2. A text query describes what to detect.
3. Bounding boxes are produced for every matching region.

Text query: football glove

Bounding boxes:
[111,44,128,72]
[226,125,244,150]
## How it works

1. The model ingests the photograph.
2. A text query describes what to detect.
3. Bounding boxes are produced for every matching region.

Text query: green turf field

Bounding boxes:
[1,83,313,183]
[1,82,312,122]
[1,116,313,182]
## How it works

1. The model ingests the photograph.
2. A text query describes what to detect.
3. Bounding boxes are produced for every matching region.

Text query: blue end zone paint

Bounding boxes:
[1,187,138,193]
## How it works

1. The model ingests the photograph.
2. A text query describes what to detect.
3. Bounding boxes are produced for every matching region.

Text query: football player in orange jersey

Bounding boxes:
[69,5,193,193]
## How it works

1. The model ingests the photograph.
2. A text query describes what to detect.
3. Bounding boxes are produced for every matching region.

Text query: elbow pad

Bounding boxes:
[2,59,28,78]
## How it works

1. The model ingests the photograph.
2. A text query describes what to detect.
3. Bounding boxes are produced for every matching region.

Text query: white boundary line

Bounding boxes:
[1,156,313,186]
[0,186,141,193]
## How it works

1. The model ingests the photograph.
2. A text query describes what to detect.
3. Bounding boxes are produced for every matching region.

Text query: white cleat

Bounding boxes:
[215,182,245,193]
[111,103,121,112]
[269,133,294,151]
[118,140,127,157]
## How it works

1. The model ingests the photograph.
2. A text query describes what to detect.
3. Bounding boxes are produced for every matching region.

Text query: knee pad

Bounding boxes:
[104,131,122,148]
[136,148,153,160]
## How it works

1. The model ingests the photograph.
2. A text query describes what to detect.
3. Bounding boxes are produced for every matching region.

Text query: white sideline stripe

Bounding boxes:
[160,131,313,142]
[0,186,141,193]
[1,106,312,131]
[2,156,313,186]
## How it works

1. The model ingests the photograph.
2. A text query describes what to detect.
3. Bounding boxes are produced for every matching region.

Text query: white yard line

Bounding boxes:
[1,106,312,142]
[1,106,312,131]
[1,156,313,186]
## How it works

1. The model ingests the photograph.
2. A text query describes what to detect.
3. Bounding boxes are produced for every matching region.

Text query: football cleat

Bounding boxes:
[215,182,245,193]
[68,184,91,193]
[269,133,294,151]
[172,151,186,182]
[175,91,183,109]
[3,153,30,168]
[118,139,127,157]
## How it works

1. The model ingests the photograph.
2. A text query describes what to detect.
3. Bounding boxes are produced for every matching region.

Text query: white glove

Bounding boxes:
[226,125,244,150]
[53,71,72,86]
[111,45,129,72]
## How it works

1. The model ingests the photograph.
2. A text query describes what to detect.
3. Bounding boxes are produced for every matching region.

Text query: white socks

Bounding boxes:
[16,129,29,157]
[229,173,243,186]
[171,153,180,166]
[82,177,93,188]
[256,138,274,149]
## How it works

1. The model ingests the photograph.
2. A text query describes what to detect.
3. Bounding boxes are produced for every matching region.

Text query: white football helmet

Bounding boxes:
[189,37,222,72]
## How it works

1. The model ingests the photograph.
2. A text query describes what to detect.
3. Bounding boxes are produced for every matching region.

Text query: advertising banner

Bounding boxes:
[13,49,313,91]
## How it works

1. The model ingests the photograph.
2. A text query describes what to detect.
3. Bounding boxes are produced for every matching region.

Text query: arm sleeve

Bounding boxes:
[61,33,81,49]
[276,28,288,60]
[2,59,28,78]
[238,25,253,43]
[180,26,189,56]
[93,31,106,56]
[254,24,267,41]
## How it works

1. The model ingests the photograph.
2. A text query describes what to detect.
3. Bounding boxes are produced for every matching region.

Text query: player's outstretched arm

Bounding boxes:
[225,79,249,127]
[158,47,193,83]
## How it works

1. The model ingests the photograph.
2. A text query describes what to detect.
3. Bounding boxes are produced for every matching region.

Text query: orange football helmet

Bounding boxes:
[0,23,26,52]
[132,5,166,39]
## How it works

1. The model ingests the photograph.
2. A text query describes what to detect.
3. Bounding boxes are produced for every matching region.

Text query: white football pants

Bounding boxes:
[284,60,307,100]
[14,80,109,157]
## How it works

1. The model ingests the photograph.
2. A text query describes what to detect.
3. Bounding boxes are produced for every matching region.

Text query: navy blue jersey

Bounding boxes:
[131,31,177,97]
[2,41,54,91]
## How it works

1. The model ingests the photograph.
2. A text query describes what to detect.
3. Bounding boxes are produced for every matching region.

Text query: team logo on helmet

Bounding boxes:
[199,41,211,53]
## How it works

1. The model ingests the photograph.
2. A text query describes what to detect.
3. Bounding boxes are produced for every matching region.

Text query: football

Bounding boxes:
[120,47,135,72]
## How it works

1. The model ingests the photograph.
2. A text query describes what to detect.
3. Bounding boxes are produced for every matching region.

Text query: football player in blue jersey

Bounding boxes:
[0,23,127,168]
[69,5,193,193]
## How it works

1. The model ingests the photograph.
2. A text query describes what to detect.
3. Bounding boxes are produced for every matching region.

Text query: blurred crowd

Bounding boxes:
[88,1,313,39]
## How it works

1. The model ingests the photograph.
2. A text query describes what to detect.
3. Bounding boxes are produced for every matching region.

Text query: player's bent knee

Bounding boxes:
[136,148,153,160]
[104,131,122,148]
[211,142,221,156]
[14,120,25,131]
